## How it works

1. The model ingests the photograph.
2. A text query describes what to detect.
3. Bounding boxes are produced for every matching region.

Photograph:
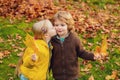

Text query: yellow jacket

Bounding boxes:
[20,40,50,80]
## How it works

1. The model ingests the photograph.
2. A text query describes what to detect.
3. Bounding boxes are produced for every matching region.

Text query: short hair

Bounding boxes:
[53,11,74,32]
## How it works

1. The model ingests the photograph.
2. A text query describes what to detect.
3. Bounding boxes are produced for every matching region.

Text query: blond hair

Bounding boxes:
[53,11,74,32]
[32,19,53,39]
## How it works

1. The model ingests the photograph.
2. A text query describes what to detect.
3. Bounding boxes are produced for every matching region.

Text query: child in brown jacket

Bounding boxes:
[50,11,101,80]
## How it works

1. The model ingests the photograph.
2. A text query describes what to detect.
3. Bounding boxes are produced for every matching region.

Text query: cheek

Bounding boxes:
[51,30,56,35]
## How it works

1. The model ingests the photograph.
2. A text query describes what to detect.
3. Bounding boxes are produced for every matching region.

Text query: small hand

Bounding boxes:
[31,54,38,62]
[94,53,102,60]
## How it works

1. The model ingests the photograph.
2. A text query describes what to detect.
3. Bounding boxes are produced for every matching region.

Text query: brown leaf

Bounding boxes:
[88,75,94,80]
[0,52,4,59]
[100,65,105,70]
[8,63,16,68]
[0,37,4,42]
[3,50,11,56]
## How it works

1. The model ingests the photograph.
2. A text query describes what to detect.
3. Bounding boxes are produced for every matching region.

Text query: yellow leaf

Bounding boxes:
[86,63,93,69]
[101,35,108,57]
[94,35,108,57]
[23,33,39,53]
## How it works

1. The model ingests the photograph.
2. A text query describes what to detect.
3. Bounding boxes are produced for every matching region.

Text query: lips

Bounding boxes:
[57,30,62,32]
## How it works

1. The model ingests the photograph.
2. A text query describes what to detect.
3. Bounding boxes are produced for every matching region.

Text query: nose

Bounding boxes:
[57,25,62,29]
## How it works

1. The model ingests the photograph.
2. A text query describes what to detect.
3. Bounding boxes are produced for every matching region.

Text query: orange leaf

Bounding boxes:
[8,63,16,68]
[88,75,94,80]
[94,46,101,55]
[105,70,118,80]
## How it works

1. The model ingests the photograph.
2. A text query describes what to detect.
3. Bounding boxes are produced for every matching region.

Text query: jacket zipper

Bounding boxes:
[60,42,66,79]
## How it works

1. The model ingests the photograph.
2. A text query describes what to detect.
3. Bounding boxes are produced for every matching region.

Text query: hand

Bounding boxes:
[31,54,38,62]
[94,53,102,60]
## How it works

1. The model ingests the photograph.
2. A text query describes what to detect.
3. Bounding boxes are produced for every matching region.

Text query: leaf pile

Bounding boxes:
[0,0,56,21]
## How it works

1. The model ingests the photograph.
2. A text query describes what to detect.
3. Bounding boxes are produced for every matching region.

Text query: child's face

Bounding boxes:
[54,19,68,37]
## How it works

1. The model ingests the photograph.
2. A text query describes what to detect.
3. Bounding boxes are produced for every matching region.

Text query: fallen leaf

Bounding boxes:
[3,50,11,56]
[105,70,118,80]
[0,37,4,42]
[0,60,3,63]
[94,35,108,60]
[16,34,22,40]
[17,52,23,57]
[86,63,93,69]
[101,35,108,57]
[0,52,4,59]
[115,62,120,66]
[88,75,94,80]
[81,68,90,72]
[8,63,16,68]
[8,77,14,80]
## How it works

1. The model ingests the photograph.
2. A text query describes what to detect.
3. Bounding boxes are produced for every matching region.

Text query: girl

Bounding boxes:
[15,19,56,80]
[50,11,101,80]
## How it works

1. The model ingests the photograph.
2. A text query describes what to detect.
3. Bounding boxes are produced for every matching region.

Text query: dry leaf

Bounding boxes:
[8,77,14,80]
[81,68,90,72]
[88,75,94,80]
[0,37,4,42]
[0,52,4,59]
[86,63,93,69]
[17,52,23,57]
[115,62,120,66]
[16,34,22,40]
[8,63,16,68]
[94,46,101,55]
[94,35,108,60]
[105,70,118,80]
[4,50,10,56]
[0,60,3,64]
[101,36,108,57]
[81,63,92,72]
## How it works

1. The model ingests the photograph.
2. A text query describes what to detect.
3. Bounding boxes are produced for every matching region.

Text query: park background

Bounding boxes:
[0,0,120,80]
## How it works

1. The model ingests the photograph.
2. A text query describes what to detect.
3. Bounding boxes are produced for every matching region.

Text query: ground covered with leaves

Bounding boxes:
[0,0,120,80]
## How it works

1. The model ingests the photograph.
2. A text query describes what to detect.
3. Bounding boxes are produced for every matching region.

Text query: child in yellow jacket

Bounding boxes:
[15,19,56,80]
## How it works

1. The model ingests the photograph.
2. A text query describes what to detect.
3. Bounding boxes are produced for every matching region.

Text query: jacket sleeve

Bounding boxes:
[23,48,38,68]
[75,37,95,61]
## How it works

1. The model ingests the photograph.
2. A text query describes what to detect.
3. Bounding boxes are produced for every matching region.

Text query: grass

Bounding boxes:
[81,0,116,9]
[0,17,33,80]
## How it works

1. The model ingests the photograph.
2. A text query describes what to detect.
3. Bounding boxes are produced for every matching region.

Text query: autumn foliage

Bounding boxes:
[0,0,55,21]
[94,36,108,60]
